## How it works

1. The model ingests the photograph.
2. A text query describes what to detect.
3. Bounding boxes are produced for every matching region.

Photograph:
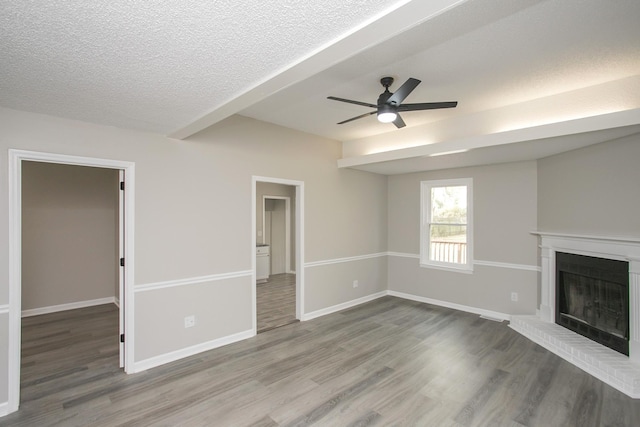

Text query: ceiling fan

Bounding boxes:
[327,77,457,128]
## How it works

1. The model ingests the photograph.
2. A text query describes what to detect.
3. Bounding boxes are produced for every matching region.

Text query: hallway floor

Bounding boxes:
[257,273,297,333]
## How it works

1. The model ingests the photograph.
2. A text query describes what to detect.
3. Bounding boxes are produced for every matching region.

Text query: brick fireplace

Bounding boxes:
[510,232,640,398]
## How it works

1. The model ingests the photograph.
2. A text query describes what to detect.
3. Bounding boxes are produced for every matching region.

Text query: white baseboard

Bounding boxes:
[132,329,254,373]
[302,291,388,321]
[388,290,511,322]
[300,290,511,323]
[0,401,8,417]
[21,297,117,318]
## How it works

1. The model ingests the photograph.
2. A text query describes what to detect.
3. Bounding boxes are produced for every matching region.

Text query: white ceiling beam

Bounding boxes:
[337,108,640,169]
[168,0,469,140]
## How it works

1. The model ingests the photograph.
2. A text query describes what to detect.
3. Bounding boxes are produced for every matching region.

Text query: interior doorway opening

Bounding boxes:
[252,177,304,335]
[7,150,135,415]
[262,196,292,275]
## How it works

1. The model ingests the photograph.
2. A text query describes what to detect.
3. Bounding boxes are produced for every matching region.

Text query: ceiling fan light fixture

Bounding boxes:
[328,76,457,129]
[377,105,397,123]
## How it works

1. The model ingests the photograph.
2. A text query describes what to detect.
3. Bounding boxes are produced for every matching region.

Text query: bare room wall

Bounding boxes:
[387,161,539,315]
[537,133,640,238]
[21,161,119,311]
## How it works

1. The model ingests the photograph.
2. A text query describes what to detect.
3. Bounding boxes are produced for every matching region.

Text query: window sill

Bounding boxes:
[419,262,474,274]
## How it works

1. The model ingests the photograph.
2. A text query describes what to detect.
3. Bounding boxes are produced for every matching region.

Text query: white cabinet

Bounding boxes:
[256,245,270,282]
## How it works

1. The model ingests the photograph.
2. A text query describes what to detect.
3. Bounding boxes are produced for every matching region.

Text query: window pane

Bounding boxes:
[431,186,467,224]
[430,224,467,264]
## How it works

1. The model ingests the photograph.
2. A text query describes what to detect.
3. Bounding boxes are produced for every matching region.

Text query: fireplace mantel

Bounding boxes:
[510,231,640,398]
[532,232,640,328]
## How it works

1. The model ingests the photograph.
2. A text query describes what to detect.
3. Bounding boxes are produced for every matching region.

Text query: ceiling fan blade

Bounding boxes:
[393,114,406,129]
[398,101,458,111]
[337,111,376,125]
[386,78,421,106]
[327,96,377,109]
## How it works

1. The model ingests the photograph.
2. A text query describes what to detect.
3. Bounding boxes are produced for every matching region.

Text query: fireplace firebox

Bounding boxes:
[556,252,629,355]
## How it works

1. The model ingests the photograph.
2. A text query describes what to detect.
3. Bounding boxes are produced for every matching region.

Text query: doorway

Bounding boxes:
[262,196,291,275]
[7,150,135,414]
[252,177,304,334]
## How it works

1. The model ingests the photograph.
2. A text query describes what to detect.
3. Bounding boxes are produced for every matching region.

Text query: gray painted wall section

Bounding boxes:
[387,161,539,314]
[537,133,640,238]
[305,256,387,314]
[21,161,119,310]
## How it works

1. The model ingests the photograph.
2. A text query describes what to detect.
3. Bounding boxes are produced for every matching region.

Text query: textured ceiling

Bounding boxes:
[2,0,640,174]
[242,0,640,142]
[0,0,405,133]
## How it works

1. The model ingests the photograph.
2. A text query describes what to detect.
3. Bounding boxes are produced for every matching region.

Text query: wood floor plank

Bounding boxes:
[4,297,640,426]
[257,273,297,333]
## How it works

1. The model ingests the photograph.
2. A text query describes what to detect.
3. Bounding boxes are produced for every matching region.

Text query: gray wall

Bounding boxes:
[538,133,640,238]
[0,107,388,403]
[21,161,119,311]
[387,161,539,315]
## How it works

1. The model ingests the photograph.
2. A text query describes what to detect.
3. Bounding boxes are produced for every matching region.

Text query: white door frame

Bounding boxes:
[252,176,304,332]
[7,149,136,414]
[262,195,291,273]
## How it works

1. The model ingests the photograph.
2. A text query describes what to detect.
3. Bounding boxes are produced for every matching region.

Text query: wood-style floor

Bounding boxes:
[3,296,640,426]
[257,273,297,333]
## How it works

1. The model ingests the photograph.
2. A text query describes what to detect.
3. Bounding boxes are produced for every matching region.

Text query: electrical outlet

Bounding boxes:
[184,315,196,328]
[353,280,359,288]
[511,292,518,302]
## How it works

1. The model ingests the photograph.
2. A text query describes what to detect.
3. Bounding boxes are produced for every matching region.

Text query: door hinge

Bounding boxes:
[120,181,125,191]
[120,334,125,343]
[120,258,125,267]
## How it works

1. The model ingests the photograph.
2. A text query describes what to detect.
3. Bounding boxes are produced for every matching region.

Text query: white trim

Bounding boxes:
[531,231,640,244]
[118,169,125,368]
[7,149,136,415]
[302,291,388,321]
[132,329,254,373]
[21,297,117,318]
[253,176,305,331]
[135,270,253,293]
[420,262,474,274]
[305,252,387,268]
[420,178,474,273]
[301,289,512,323]
[388,252,420,259]
[387,252,539,272]
[0,401,8,417]
[388,290,511,321]
[473,260,541,272]
[0,305,9,315]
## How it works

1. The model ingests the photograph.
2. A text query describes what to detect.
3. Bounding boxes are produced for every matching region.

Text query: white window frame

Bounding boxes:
[420,178,473,273]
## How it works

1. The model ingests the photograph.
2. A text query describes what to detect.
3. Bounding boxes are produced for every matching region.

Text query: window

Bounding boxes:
[420,178,473,272]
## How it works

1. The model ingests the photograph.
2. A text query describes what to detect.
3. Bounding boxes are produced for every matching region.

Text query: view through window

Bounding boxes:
[421,178,473,271]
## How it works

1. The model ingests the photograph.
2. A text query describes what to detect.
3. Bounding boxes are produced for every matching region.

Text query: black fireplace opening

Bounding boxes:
[556,252,629,356]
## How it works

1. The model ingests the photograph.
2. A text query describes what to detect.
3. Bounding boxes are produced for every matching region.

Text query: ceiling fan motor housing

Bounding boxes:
[380,76,394,88]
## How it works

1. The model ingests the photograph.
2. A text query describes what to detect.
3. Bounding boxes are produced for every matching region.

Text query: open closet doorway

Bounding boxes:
[7,150,135,414]
[253,177,304,334]
[263,196,291,275]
